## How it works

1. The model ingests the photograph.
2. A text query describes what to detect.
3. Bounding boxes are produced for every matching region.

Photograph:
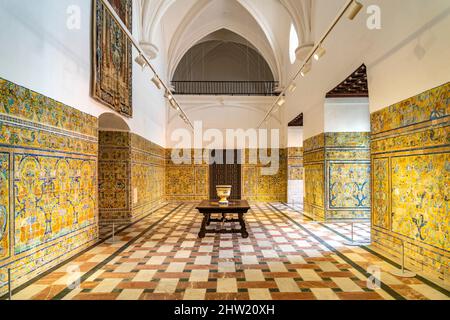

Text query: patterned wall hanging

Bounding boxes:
[92,0,133,117]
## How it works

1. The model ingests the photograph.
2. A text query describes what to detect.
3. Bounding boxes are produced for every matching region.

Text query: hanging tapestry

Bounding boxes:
[92,0,133,117]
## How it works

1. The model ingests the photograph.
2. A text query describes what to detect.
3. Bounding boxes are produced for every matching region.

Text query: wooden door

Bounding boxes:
[209,150,242,200]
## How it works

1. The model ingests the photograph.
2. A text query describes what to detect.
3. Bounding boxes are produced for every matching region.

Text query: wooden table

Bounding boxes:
[196,200,250,238]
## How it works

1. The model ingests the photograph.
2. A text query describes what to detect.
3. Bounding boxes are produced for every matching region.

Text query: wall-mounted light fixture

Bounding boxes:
[99,0,194,130]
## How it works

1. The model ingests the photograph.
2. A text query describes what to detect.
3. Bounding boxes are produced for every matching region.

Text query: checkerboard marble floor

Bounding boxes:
[281,203,371,242]
[8,203,450,300]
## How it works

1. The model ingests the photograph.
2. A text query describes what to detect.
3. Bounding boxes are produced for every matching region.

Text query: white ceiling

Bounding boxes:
[136,0,450,129]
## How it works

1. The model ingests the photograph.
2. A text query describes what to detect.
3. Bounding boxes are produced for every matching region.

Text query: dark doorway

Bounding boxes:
[209,150,242,200]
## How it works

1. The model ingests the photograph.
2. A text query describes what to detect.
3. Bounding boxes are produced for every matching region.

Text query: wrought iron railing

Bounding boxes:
[171,81,279,96]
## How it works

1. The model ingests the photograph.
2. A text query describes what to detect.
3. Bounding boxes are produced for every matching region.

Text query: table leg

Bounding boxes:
[199,213,209,238]
[238,213,249,238]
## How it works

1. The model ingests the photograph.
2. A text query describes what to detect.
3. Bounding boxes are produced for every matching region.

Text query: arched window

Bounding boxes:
[289,24,299,64]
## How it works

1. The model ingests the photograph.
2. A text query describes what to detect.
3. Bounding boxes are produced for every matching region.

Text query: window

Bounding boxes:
[289,24,299,64]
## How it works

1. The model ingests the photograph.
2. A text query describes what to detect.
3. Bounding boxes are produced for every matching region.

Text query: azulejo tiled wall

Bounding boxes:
[165,149,209,201]
[130,134,165,220]
[242,149,288,202]
[304,132,371,222]
[165,149,287,202]
[288,147,304,180]
[304,136,325,220]
[98,131,131,222]
[0,78,98,295]
[371,82,449,282]
[98,131,165,224]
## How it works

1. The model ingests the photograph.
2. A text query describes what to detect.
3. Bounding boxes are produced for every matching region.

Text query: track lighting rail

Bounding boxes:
[99,0,194,129]
[257,0,363,128]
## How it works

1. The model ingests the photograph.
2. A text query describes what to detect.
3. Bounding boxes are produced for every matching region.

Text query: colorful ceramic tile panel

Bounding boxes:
[165,149,210,201]
[242,149,287,202]
[328,162,370,209]
[0,121,98,155]
[288,147,303,180]
[0,77,97,137]
[371,82,450,135]
[98,131,166,223]
[304,163,325,220]
[289,166,303,180]
[325,132,370,148]
[304,132,370,221]
[98,131,131,222]
[372,158,390,229]
[391,154,449,251]
[0,153,9,260]
[304,133,325,152]
[14,154,96,254]
[371,82,450,281]
[0,78,98,296]
[130,133,165,221]
[165,149,287,202]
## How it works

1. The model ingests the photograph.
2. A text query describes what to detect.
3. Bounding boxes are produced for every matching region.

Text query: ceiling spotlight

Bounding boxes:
[300,62,312,77]
[164,90,173,100]
[151,75,162,90]
[169,98,178,110]
[347,0,363,20]
[313,45,326,61]
[277,97,286,107]
[288,83,297,93]
[135,54,147,69]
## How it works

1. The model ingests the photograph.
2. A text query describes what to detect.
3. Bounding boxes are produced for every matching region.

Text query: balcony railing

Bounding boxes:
[171,81,279,96]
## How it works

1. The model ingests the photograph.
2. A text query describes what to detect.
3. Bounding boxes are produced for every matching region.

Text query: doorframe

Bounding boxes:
[208,149,243,200]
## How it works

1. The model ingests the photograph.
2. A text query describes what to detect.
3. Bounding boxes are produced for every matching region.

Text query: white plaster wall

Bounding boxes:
[288,180,303,206]
[284,0,450,137]
[367,1,450,112]
[303,101,325,140]
[0,0,167,146]
[287,127,303,147]
[166,95,286,149]
[324,98,370,132]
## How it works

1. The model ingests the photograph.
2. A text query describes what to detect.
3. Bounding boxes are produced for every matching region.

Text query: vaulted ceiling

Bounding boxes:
[135,0,450,132]
[173,30,275,82]
[135,0,315,86]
